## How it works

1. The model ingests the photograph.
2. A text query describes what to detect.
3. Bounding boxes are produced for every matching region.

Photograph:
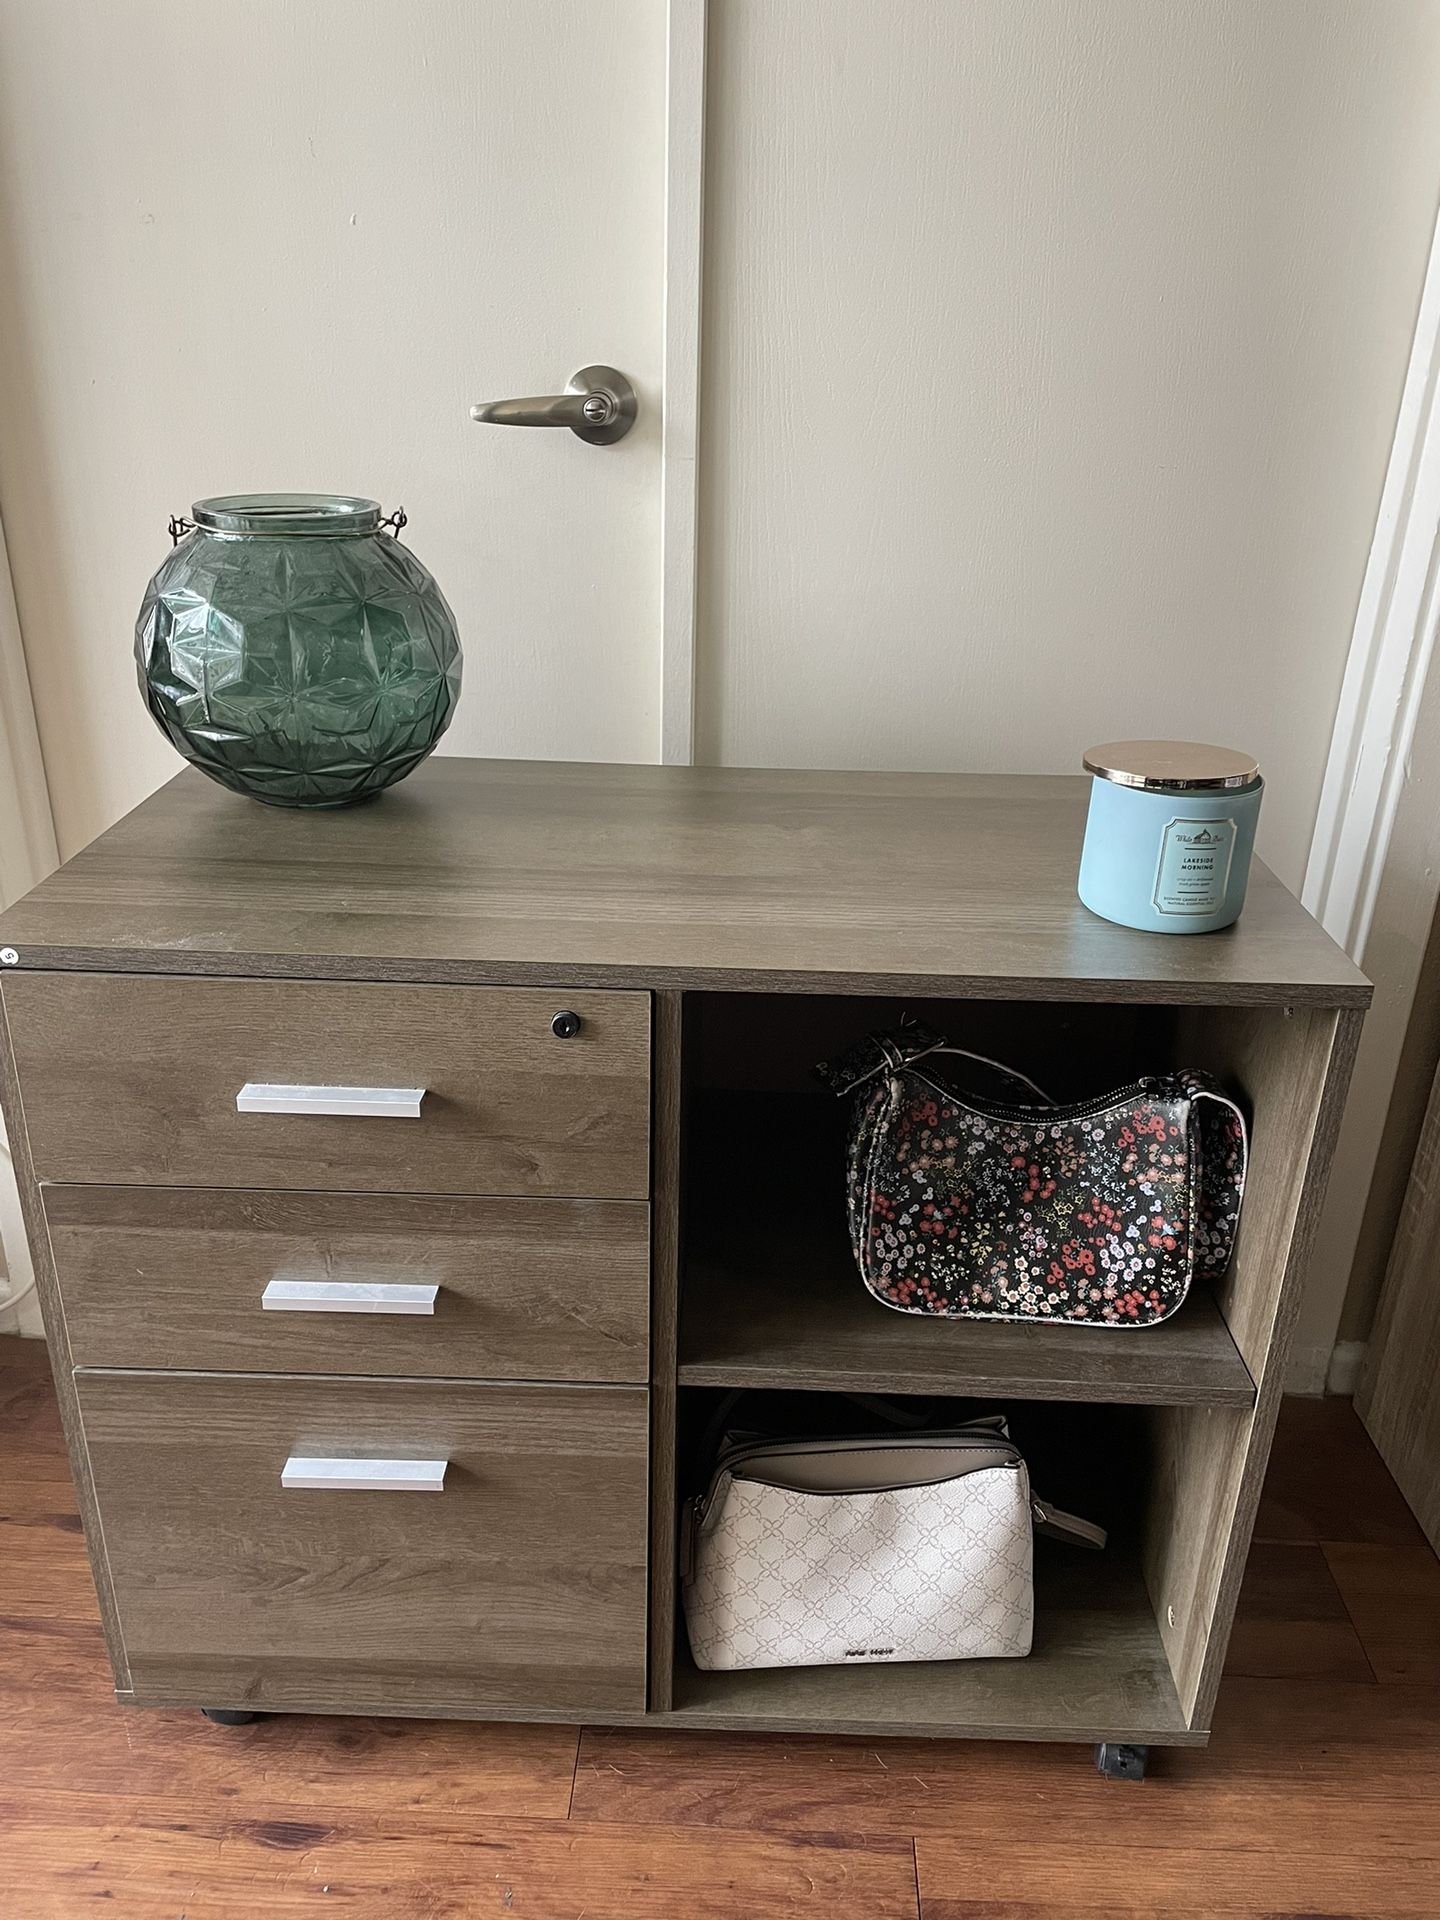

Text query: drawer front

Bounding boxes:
[47,1187,649,1384]
[4,974,650,1197]
[77,1372,649,1716]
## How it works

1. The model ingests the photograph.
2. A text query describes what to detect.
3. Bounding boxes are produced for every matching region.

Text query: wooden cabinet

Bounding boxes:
[0,758,1371,1758]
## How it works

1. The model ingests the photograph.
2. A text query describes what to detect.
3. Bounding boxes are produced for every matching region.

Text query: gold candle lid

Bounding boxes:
[1083,740,1261,792]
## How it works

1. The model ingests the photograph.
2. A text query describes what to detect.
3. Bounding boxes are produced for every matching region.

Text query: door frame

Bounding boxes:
[1294,198,1440,1391]
[0,510,57,1335]
[0,515,55,906]
[660,0,706,767]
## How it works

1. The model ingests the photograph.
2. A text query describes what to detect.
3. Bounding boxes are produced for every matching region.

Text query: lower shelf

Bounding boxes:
[667,1542,1198,1746]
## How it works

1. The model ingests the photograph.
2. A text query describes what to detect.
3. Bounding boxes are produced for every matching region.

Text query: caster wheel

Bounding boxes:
[202,1708,261,1726]
[1095,1741,1148,1781]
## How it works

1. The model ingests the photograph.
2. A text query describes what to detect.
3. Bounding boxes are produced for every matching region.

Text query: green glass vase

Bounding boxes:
[136,494,462,808]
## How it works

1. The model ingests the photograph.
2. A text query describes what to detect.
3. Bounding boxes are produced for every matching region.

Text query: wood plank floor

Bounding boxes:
[3,1341,1438,1918]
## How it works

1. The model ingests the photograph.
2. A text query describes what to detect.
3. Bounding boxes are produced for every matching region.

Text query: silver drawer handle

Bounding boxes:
[262,1280,439,1316]
[236,1084,426,1118]
[281,1456,447,1492]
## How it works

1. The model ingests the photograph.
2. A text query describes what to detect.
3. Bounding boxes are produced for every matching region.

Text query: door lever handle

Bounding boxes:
[470,364,637,446]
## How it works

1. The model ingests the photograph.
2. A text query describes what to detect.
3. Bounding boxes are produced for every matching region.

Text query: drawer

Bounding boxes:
[4,973,650,1197]
[76,1371,649,1716]
[47,1186,649,1384]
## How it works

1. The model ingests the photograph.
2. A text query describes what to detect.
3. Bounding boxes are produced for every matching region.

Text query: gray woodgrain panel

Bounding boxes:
[1357,1055,1440,1553]
[1143,1005,1364,1724]
[44,1186,648,1383]
[76,1371,650,1717]
[0,761,1368,1006]
[647,991,683,1711]
[4,974,650,1198]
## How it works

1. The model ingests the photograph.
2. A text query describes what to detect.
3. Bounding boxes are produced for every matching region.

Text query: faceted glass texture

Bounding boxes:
[136,495,462,808]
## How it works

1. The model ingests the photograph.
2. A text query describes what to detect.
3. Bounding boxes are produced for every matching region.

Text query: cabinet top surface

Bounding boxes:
[0,760,1369,1005]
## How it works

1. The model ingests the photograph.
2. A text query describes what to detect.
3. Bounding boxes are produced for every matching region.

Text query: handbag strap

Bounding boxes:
[815,1020,1056,1106]
[694,1390,746,1477]
[1032,1496,1107,1550]
[923,1047,1057,1108]
[1182,1075,1249,1282]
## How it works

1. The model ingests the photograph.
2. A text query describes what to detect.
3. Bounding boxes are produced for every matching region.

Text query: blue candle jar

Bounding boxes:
[1077,740,1263,934]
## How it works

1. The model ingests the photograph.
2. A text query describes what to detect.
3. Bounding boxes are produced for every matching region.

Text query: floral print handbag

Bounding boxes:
[815,1024,1247,1327]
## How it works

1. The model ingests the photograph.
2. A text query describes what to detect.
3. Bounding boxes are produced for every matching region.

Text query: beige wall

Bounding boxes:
[697,0,1440,895]
[5,0,1438,885]
[0,0,665,861]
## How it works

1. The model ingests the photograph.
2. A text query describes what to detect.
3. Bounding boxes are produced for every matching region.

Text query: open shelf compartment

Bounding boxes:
[677,981,1259,1411]
[667,1387,1197,1743]
[649,988,1355,1746]
[680,1147,1255,1407]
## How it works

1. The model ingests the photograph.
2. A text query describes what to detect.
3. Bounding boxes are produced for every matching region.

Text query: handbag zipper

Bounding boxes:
[689,1428,1024,1550]
[900,1066,1165,1124]
[724,1443,1023,1496]
[681,1450,1106,1579]
[711,1419,1014,1482]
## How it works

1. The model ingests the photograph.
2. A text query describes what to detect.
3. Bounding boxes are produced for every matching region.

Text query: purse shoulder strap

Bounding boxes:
[1174,1071,1249,1282]
[923,1047,1057,1107]
[1032,1496,1108,1550]
[815,1021,1056,1106]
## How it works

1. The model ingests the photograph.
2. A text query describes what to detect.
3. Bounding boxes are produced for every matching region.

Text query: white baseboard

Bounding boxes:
[1325,1339,1370,1396]
[1288,1336,1369,1396]
[0,1118,43,1339]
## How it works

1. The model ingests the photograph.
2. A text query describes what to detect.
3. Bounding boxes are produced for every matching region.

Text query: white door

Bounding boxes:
[0,0,667,856]
[697,2,1439,896]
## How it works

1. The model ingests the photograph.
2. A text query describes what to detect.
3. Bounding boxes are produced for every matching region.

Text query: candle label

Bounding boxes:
[1153,817,1237,917]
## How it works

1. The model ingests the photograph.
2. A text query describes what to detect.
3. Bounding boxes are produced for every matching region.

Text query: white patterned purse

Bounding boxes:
[682,1418,1104,1672]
